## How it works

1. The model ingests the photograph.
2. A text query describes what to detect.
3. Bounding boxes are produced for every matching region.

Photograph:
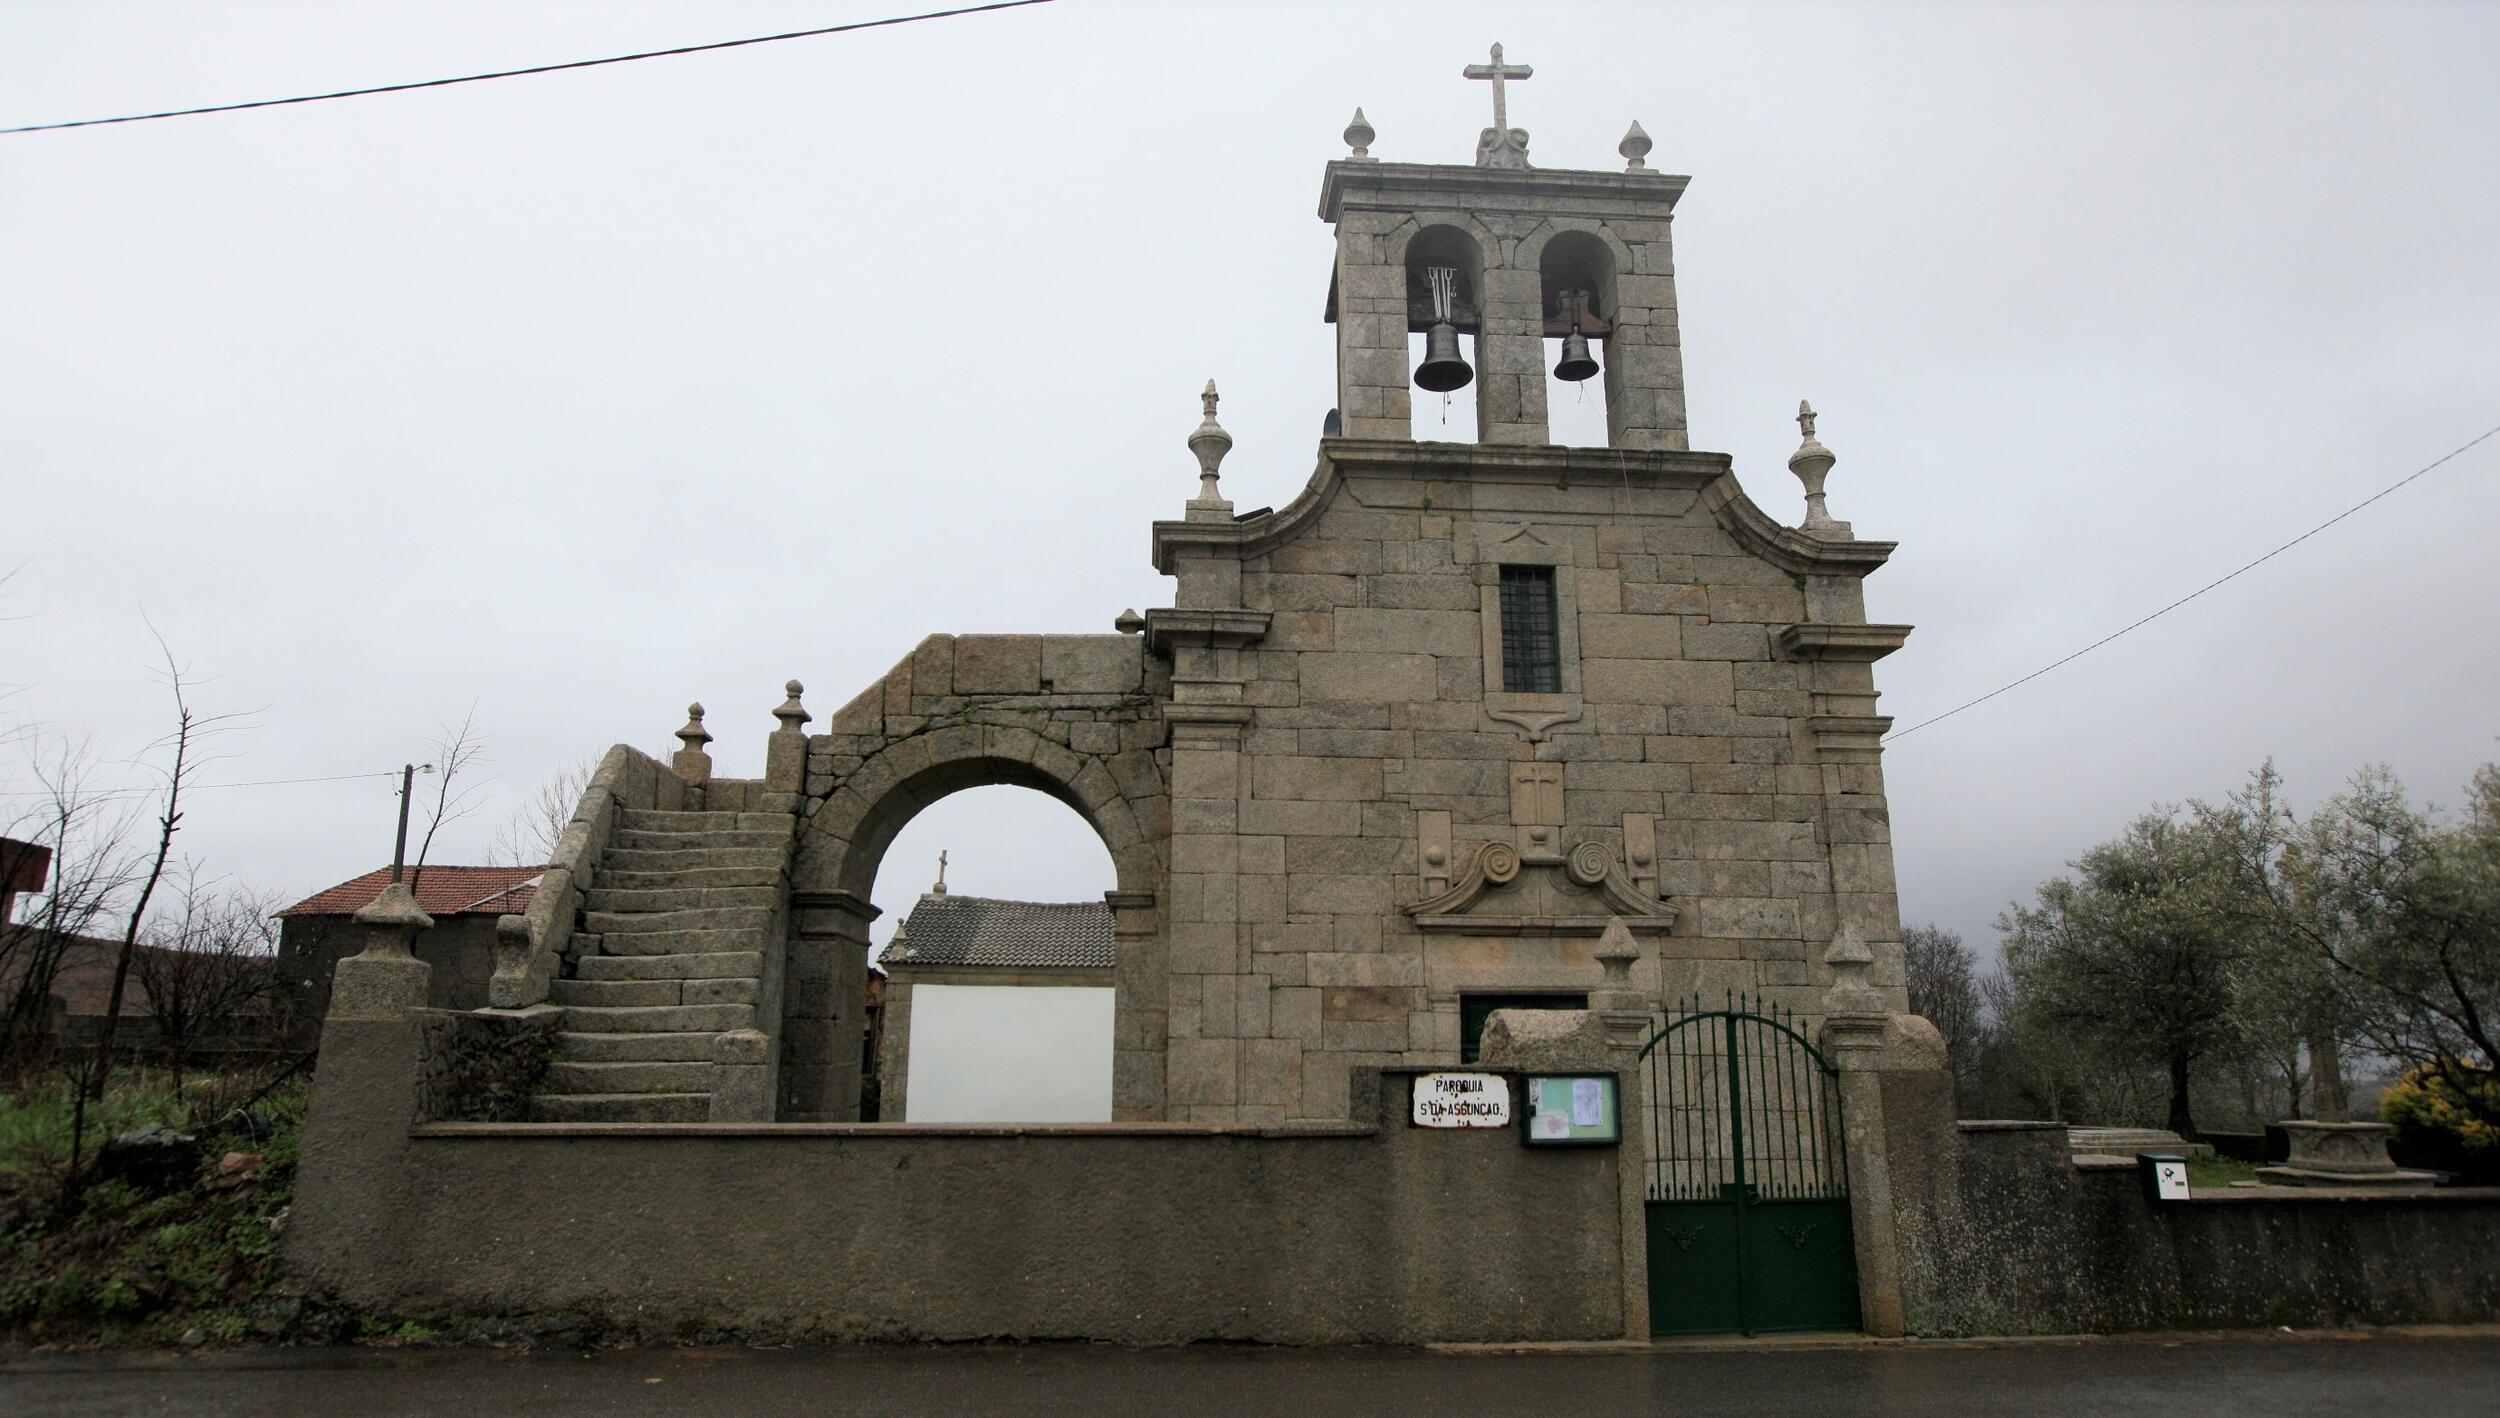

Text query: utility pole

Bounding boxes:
[391,763,428,884]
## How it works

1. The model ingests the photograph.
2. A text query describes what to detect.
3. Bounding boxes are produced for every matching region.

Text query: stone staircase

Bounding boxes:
[527,808,790,1122]
[2066,1126,2215,1159]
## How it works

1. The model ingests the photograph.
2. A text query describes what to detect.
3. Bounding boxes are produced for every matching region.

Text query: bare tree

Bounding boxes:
[88,637,241,1102]
[132,864,282,1089]
[487,755,594,867]
[407,707,489,893]
[1903,922,1989,1108]
[0,734,136,1071]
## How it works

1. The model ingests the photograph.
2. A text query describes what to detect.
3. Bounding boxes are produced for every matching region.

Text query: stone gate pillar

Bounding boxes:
[1819,927,1955,1339]
[786,889,876,1121]
[1106,887,1165,1122]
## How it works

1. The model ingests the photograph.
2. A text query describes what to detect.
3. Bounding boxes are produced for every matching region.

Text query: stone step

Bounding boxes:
[583,885,779,915]
[615,809,794,834]
[597,866,784,891]
[578,951,765,981]
[557,977,758,1008]
[598,847,786,875]
[526,1092,709,1124]
[594,928,756,958]
[610,828,789,852]
[551,978,680,1008]
[683,978,758,1006]
[546,1059,715,1095]
[584,906,774,936]
[557,1002,754,1034]
[556,1031,719,1063]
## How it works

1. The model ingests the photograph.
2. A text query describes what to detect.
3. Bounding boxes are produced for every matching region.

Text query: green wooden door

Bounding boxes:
[1640,997,1861,1336]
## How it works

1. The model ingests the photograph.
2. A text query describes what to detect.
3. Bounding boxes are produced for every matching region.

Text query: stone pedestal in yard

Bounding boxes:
[289,880,436,1306]
[2260,1120,2439,1188]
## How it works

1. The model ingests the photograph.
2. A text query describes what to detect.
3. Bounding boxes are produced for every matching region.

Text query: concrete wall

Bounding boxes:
[292,1003,1627,1345]
[1894,1119,2500,1336]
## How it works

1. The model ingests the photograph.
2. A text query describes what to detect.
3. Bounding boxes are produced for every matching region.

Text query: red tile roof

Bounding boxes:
[277,866,542,920]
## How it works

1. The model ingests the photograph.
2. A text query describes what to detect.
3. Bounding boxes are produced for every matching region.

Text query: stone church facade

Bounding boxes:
[287,53,2500,1349]
[470,66,1912,1129]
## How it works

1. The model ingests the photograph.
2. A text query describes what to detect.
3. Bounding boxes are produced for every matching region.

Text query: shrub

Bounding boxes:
[2382,1064,2500,1182]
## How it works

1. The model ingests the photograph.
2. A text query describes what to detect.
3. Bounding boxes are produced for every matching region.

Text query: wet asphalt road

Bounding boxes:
[6,1330,2499,1417]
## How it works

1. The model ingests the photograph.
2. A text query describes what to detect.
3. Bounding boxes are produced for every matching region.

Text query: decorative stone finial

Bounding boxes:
[1343,107,1376,161]
[1185,379,1234,522]
[931,849,948,897]
[1113,608,1145,635]
[330,878,436,1018]
[773,680,811,732]
[671,701,714,787]
[1593,916,1640,984]
[1823,924,1886,1016]
[676,703,712,751]
[1619,119,1654,173]
[351,879,435,954]
[1590,915,1650,1045]
[1464,43,1532,169]
[1789,399,1852,540]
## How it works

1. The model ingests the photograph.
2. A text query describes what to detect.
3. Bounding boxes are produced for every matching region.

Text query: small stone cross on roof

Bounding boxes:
[1464,43,1531,132]
[1464,43,1532,168]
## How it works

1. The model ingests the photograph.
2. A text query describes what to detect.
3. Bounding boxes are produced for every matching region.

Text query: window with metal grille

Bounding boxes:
[1498,565,1561,692]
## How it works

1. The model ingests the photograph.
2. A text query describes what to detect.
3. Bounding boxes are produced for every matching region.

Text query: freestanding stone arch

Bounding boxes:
[778,633,1170,1121]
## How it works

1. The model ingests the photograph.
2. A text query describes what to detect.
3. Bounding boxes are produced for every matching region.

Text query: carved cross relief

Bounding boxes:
[1510,763,1565,857]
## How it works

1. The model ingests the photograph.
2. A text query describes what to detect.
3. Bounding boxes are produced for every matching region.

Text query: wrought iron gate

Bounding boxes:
[1639,995,1860,1336]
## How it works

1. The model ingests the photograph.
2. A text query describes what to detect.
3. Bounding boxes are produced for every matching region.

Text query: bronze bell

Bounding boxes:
[1414,321,1473,393]
[1553,329,1599,382]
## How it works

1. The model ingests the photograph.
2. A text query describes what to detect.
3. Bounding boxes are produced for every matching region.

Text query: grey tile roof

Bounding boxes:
[876,894,1114,971]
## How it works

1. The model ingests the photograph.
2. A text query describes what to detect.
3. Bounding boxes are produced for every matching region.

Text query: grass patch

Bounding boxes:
[2186,1155,2263,1187]
[0,1066,320,1348]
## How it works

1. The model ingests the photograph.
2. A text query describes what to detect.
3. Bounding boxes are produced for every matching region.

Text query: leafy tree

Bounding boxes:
[1998,811,2246,1136]
[2205,760,2500,1125]
[2197,762,2362,1118]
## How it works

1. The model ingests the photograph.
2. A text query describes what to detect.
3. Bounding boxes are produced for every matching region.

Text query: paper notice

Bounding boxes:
[1572,1077,1605,1128]
[1534,1110,1571,1140]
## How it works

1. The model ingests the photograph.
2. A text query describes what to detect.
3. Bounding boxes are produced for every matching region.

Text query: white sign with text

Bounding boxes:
[1412,1072,1513,1128]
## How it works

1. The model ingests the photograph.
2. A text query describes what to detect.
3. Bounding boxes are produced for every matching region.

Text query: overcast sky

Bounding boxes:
[4,1,2496,960]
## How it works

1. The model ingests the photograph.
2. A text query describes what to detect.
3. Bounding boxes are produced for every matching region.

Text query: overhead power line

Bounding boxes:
[0,0,1054,136]
[0,770,400,802]
[1884,420,2500,746]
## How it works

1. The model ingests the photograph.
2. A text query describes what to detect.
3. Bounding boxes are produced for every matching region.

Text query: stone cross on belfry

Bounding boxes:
[1465,43,1532,169]
[931,849,948,896]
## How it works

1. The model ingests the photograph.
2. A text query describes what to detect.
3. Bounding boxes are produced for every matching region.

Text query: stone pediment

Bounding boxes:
[1401,840,1677,936]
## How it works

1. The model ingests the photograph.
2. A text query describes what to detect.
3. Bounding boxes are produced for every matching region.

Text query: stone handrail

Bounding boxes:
[486,742,689,1010]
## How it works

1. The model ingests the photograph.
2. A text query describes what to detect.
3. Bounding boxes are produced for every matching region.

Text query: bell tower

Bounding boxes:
[1321,46,1689,449]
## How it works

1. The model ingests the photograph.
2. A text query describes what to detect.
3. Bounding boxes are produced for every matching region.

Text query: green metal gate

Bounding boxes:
[1639,995,1860,1336]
